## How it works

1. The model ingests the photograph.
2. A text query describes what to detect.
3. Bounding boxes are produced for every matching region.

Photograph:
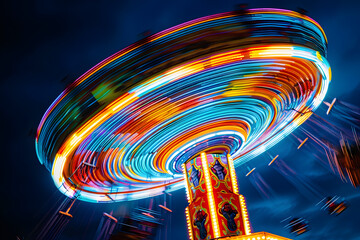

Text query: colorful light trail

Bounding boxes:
[36,8,330,202]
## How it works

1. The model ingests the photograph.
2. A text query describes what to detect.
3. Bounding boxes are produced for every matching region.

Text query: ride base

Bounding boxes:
[220,231,291,240]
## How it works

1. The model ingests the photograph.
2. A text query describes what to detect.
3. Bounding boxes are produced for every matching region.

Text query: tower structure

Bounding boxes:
[183,152,291,240]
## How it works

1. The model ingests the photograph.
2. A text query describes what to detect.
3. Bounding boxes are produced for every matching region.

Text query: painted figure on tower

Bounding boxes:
[219,202,238,231]
[211,159,227,180]
[190,165,201,188]
[194,209,208,239]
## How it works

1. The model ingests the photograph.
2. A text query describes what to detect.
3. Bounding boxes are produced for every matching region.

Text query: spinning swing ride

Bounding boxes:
[36,8,331,240]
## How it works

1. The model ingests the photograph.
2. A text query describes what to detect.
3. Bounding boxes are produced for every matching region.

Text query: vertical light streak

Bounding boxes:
[239,195,251,235]
[201,152,220,238]
[185,207,194,240]
[182,163,192,203]
[228,154,239,194]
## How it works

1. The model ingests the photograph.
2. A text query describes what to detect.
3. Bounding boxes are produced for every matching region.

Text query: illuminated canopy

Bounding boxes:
[36,8,331,202]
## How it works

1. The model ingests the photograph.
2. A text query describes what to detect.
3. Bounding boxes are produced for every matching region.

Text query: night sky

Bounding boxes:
[3,0,360,239]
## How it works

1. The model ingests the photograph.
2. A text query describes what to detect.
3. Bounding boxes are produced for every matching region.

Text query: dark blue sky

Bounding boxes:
[2,0,360,239]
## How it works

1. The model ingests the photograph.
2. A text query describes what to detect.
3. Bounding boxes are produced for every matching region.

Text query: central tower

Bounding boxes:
[183,152,250,239]
[183,152,291,240]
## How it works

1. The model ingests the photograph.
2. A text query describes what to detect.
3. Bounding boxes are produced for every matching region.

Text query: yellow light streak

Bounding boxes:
[185,207,194,240]
[182,163,192,203]
[227,154,239,194]
[201,152,220,238]
[239,195,251,235]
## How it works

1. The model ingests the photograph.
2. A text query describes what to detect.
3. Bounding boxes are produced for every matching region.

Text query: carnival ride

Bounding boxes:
[36,8,330,203]
[33,7,345,240]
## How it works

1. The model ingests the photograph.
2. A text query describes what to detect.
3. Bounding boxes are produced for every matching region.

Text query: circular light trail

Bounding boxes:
[36,8,331,202]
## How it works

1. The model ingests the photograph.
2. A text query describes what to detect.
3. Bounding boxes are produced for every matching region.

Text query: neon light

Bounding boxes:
[297,137,308,149]
[228,154,239,194]
[220,231,291,239]
[268,155,279,166]
[246,168,256,177]
[185,207,194,240]
[239,195,251,235]
[182,163,192,203]
[201,152,220,238]
[158,204,172,212]
[326,98,337,115]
